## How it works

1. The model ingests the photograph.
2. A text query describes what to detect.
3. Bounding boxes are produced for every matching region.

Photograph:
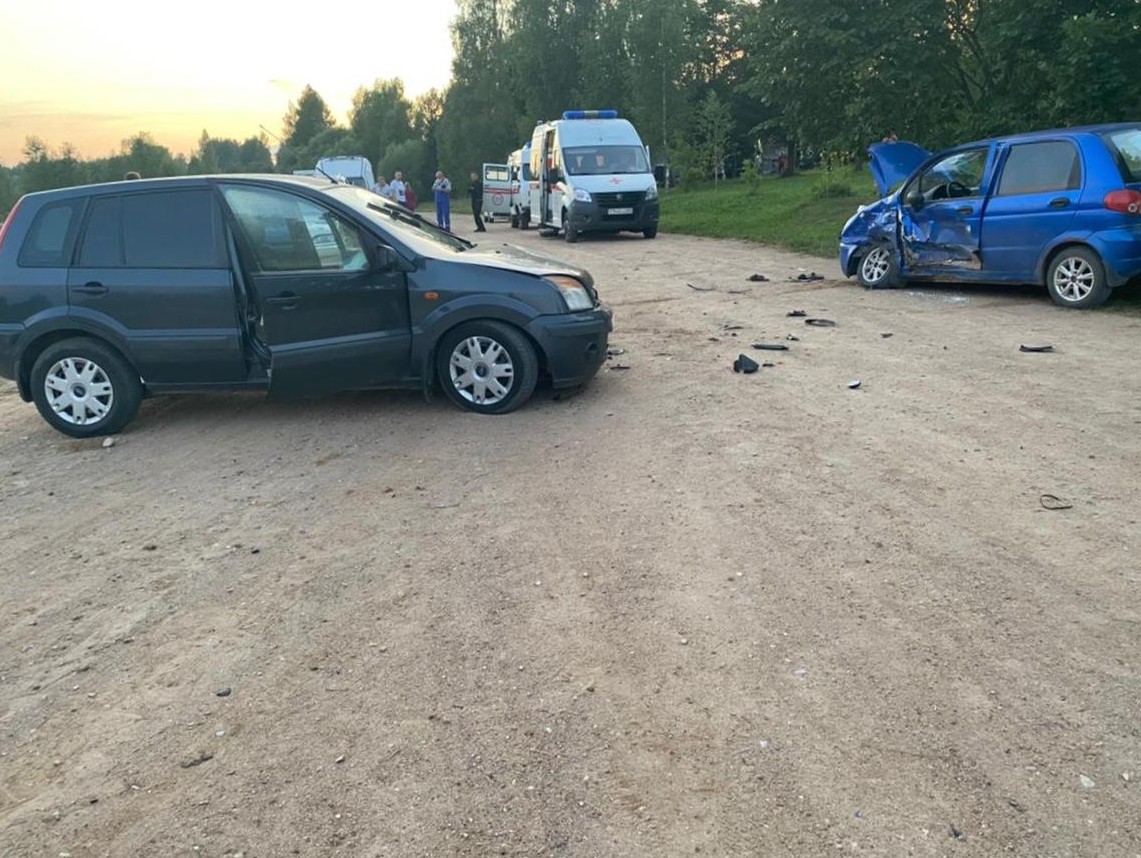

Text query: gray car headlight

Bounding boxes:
[545,275,594,312]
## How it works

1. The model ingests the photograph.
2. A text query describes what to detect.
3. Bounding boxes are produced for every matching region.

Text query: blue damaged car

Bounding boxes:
[839,123,1141,308]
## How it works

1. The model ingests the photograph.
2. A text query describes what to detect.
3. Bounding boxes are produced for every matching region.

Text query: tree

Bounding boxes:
[188,133,273,174]
[0,165,19,217]
[20,137,88,193]
[350,79,415,167]
[624,0,701,160]
[283,85,336,148]
[436,0,521,176]
[1046,7,1141,126]
[696,90,734,182]
[378,138,433,199]
[411,88,445,176]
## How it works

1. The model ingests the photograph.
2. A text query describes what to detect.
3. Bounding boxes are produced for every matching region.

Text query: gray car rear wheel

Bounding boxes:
[31,337,143,438]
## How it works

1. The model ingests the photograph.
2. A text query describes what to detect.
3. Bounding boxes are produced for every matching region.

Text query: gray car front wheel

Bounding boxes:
[436,321,539,414]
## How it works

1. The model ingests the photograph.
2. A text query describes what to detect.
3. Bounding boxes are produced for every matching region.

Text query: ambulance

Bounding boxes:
[479,162,513,223]
[527,110,660,242]
[507,143,532,229]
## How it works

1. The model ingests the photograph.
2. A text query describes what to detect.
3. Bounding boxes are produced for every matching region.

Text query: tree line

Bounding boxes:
[3,0,1137,215]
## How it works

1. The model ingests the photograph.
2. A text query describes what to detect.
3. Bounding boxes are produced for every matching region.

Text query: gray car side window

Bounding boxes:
[121,190,225,268]
[79,197,123,266]
[221,185,368,274]
[996,141,1081,196]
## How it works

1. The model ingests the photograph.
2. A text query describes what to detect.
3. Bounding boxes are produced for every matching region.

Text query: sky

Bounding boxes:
[0,0,459,165]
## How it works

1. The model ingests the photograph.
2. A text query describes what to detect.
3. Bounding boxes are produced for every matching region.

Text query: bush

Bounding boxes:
[811,149,856,199]
[740,159,763,195]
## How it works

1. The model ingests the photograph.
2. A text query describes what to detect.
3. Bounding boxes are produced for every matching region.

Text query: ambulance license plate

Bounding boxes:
[608,207,634,215]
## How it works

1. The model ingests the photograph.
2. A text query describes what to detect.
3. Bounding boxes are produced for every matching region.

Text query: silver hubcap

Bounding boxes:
[862,248,891,283]
[1053,256,1095,302]
[449,336,514,406]
[43,357,114,426]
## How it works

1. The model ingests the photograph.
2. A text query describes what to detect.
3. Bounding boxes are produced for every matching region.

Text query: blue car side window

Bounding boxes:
[996,141,1081,196]
[915,150,988,201]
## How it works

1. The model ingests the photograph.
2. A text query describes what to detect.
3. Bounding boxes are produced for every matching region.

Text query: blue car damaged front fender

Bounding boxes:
[839,195,899,276]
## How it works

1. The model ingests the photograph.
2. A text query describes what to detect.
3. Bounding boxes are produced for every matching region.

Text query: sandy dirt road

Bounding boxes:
[1,226,1139,857]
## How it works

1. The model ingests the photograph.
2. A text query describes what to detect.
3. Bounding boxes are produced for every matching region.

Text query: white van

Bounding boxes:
[314,156,376,190]
[527,110,660,242]
[480,162,513,223]
[507,144,532,229]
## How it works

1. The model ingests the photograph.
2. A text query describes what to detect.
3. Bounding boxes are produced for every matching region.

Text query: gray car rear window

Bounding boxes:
[18,199,83,267]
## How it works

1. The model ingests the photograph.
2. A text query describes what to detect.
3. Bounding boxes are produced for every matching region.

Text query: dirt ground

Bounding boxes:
[2,226,1139,858]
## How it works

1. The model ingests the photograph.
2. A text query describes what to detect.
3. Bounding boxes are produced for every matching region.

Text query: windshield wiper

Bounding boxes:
[365,202,474,249]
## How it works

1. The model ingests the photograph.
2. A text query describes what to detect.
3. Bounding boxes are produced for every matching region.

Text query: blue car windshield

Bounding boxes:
[1103,128,1141,183]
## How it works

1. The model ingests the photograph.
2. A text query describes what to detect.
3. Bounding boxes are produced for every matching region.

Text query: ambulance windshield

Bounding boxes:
[563,146,649,176]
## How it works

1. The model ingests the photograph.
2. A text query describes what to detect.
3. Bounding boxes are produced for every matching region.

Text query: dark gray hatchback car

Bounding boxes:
[0,175,613,437]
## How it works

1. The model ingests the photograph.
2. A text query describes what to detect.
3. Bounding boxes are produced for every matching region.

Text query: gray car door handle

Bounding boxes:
[72,282,108,296]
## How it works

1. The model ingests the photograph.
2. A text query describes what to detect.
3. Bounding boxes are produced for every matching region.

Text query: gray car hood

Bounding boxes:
[449,241,593,285]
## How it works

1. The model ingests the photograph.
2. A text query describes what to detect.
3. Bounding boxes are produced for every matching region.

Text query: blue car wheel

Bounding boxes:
[1046,246,1110,309]
[857,245,900,289]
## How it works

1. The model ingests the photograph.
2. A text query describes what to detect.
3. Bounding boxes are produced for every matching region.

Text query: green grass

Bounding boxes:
[658,169,879,259]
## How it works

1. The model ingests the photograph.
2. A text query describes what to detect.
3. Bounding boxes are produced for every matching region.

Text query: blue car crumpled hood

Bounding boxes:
[840,194,898,247]
[867,141,930,195]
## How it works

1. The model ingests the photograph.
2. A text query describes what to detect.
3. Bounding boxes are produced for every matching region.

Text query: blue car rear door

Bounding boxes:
[976,139,1082,281]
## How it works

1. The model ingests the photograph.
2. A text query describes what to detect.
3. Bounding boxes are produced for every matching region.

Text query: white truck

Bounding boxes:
[526,110,660,242]
[314,156,376,189]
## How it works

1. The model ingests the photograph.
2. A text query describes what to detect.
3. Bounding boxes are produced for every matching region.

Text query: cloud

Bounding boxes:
[267,78,304,95]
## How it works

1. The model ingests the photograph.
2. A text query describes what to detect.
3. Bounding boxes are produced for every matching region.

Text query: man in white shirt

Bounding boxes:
[390,171,407,206]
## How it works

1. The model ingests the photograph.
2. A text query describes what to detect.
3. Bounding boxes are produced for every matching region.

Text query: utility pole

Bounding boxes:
[259,125,283,168]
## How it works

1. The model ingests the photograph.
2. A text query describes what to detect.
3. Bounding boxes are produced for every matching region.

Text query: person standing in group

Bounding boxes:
[432,171,452,230]
[404,181,417,212]
[469,171,487,233]
[390,171,407,206]
[374,175,391,198]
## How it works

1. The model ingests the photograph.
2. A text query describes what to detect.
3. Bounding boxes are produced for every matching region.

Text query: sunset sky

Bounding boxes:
[0,0,458,165]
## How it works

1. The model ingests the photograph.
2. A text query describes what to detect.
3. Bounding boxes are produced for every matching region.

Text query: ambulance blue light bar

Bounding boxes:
[562,109,619,120]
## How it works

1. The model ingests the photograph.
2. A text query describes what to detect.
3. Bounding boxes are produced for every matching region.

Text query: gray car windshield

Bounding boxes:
[564,146,649,175]
[326,185,472,253]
